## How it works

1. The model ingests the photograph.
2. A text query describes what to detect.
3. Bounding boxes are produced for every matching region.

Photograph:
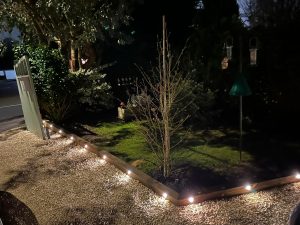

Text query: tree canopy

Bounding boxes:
[0,0,138,47]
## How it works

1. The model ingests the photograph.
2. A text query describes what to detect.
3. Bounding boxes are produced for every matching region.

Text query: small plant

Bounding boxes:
[71,66,114,112]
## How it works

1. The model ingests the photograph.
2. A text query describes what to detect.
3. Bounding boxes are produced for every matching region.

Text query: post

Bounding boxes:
[240,95,243,161]
[239,35,243,162]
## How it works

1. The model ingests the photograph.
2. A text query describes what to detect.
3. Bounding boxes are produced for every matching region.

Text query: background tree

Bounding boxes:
[0,0,139,70]
[189,0,240,87]
[240,0,300,129]
[0,41,6,57]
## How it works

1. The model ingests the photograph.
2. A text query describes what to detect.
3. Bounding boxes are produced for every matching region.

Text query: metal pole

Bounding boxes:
[240,95,243,161]
[239,35,243,162]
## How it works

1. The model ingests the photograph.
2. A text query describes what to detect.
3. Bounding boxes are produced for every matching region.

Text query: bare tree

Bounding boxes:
[129,16,195,178]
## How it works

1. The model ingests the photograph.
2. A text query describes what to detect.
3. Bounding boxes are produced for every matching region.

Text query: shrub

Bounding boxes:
[14,44,75,122]
[70,67,114,113]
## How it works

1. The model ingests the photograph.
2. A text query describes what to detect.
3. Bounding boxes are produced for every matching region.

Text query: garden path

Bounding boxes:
[0,128,299,225]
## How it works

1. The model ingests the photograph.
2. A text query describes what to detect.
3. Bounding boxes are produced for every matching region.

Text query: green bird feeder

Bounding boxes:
[229,74,252,96]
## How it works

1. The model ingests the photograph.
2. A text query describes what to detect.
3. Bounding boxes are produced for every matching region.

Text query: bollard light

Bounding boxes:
[188,196,194,203]
[162,193,168,199]
[245,184,252,191]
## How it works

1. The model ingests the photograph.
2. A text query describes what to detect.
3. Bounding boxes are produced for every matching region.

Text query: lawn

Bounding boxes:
[87,121,258,195]
[90,121,252,173]
[77,119,300,196]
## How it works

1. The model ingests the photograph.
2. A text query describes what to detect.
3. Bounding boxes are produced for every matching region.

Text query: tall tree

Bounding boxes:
[189,0,240,87]
[0,0,138,70]
[240,0,300,127]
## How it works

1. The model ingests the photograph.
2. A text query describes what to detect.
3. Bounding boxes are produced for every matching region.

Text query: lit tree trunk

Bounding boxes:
[78,48,82,70]
[70,39,77,72]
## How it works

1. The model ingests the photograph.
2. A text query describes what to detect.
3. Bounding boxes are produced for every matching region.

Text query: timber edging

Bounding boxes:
[43,121,300,206]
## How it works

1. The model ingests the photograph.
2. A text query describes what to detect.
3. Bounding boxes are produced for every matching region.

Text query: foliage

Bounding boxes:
[182,80,219,127]
[0,41,6,57]
[0,0,138,47]
[240,0,300,28]
[14,44,75,122]
[189,0,241,87]
[238,0,300,126]
[71,67,114,112]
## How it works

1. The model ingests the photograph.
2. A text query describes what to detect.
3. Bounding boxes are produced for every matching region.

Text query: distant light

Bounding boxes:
[102,155,107,160]
[162,193,168,199]
[70,136,74,140]
[127,170,132,175]
[59,129,62,134]
[42,120,46,124]
[188,196,194,203]
[296,173,300,179]
[50,124,53,128]
[84,144,88,149]
[245,184,252,191]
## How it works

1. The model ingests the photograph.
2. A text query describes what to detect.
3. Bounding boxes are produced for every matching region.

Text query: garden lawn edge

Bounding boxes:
[43,120,300,206]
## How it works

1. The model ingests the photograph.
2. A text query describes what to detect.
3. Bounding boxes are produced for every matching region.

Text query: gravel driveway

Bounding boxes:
[0,128,299,225]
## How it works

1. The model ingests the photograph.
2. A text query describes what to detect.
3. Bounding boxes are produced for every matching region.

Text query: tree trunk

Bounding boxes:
[162,15,171,178]
[70,40,77,72]
[78,48,82,70]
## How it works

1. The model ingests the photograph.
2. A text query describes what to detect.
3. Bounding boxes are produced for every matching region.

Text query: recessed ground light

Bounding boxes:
[70,136,74,140]
[102,155,107,160]
[188,196,194,203]
[245,184,252,191]
[127,170,132,175]
[84,144,88,149]
[50,124,53,128]
[59,130,62,134]
[162,193,168,199]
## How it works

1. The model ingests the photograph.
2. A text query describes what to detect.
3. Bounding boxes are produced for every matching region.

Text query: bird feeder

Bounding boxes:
[226,37,234,60]
[249,37,258,66]
[221,36,233,70]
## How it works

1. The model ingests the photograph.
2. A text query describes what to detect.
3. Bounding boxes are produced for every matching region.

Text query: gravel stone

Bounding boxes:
[0,128,300,225]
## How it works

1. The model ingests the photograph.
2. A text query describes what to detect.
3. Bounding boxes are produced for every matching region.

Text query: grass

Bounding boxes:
[90,121,253,175]
[86,120,300,194]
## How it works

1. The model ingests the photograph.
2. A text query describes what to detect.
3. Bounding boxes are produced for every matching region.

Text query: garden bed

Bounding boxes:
[65,120,300,198]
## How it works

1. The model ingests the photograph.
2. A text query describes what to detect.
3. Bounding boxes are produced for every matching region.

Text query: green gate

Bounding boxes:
[14,56,46,139]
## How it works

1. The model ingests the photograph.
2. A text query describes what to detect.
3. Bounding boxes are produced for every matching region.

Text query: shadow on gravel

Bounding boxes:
[1,141,85,191]
[55,207,117,225]
[0,191,39,225]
